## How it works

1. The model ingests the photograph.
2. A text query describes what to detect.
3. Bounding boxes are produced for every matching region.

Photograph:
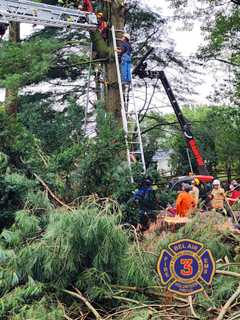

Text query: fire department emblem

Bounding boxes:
[156,239,216,296]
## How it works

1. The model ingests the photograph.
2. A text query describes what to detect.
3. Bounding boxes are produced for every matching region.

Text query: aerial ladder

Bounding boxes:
[0,0,98,30]
[133,48,209,176]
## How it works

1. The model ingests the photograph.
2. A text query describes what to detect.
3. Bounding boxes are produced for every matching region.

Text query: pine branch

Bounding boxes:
[217,284,240,320]
[216,270,240,278]
[33,173,73,211]
[188,296,200,319]
[64,288,103,320]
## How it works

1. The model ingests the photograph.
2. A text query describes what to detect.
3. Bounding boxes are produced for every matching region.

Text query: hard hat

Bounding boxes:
[194,178,200,185]
[123,33,130,40]
[96,12,104,18]
[213,179,220,185]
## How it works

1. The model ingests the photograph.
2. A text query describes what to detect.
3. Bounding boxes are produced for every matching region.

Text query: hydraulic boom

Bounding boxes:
[133,51,209,175]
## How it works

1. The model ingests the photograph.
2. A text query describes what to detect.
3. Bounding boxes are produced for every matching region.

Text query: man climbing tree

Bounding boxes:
[58,0,126,122]
[116,33,132,85]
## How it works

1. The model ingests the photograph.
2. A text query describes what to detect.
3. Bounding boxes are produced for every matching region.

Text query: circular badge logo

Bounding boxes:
[156,239,216,296]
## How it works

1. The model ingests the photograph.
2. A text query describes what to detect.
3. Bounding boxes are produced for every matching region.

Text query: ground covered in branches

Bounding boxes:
[0,199,239,320]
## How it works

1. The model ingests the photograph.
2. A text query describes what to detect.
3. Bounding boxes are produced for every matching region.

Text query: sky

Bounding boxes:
[0,0,226,108]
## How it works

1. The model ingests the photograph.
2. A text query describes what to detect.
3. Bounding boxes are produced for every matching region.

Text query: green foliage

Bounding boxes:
[0,38,62,89]
[0,281,45,319]
[19,95,85,153]
[0,201,156,318]
[157,190,177,207]
[0,173,38,230]
[149,106,240,176]
[11,299,64,320]
[157,212,233,260]
[62,107,129,199]
[168,0,240,101]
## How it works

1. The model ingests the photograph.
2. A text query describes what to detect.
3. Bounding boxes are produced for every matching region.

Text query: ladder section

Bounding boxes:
[0,0,98,30]
[124,83,146,174]
[111,26,146,174]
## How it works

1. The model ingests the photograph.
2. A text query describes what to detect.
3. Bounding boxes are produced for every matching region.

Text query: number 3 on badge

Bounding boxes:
[180,259,193,276]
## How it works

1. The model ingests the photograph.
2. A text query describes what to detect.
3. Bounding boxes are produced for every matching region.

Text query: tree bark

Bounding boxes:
[90,1,126,122]
[104,1,125,122]
[5,22,20,117]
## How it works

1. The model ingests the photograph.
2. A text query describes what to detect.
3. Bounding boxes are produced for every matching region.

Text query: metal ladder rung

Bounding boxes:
[112,25,146,177]
[0,0,98,30]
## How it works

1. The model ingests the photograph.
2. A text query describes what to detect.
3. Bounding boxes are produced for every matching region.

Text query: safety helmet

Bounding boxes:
[123,33,130,40]
[194,178,200,185]
[213,179,220,186]
[96,12,104,18]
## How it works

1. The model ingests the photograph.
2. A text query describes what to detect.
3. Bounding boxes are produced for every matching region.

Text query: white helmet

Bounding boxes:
[123,33,130,40]
[213,179,220,185]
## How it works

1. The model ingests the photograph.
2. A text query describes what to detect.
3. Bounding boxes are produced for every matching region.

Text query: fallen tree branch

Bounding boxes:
[217,283,240,320]
[111,295,156,311]
[188,296,200,319]
[57,301,74,320]
[111,285,188,305]
[64,288,103,320]
[216,270,240,278]
[228,311,240,320]
[217,263,240,269]
[33,173,73,211]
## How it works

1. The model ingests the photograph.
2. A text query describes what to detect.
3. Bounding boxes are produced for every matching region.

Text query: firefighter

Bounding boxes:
[210,179,225,210]
[96,12,108,40]
[190,178,200,207]
[116,33,132,84]
[227,181,240,206]
[132,177,156,231]
[176,183,196,217]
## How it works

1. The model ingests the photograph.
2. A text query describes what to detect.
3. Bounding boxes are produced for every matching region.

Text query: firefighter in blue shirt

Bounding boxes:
[133,177,156,231]
[117,33,132,84]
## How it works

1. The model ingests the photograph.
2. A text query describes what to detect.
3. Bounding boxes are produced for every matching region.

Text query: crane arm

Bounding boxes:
[133,51,209,175]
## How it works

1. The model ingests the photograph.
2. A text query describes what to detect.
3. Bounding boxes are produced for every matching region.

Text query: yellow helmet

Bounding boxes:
[96,12,104,18]
[194,178,200,185]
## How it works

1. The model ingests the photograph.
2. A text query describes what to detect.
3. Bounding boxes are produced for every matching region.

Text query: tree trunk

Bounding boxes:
[5,22,20,117]
[104,1,125,122]
[90,1,126,123]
